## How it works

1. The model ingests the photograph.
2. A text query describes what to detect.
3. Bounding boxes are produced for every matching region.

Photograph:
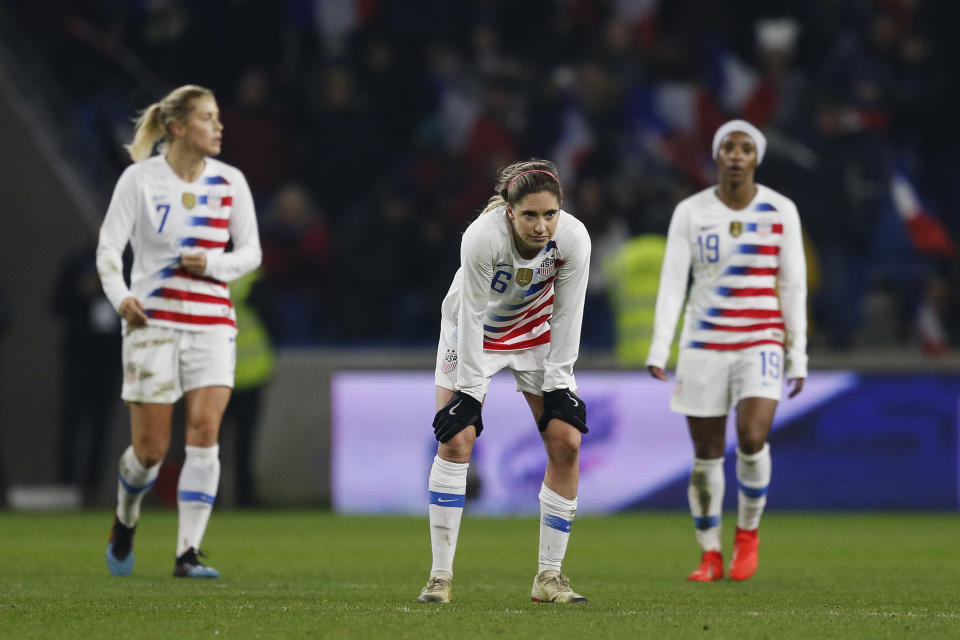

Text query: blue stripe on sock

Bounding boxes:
[693,515,720,530]
[118,472,156,495]
[178,490,216,505]
[542,514,572,533]
[738,482,769,498]
[429,491,465,508]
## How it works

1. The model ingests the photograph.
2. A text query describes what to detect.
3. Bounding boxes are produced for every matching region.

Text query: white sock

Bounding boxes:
[736,443,771,531]
[116,445,160,528]
[176,445,220,557]
[688,457,724,552]
[538,484,577,575]
[428,455,468,577]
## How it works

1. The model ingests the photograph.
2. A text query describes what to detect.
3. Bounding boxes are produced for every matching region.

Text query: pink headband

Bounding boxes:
[507,169,559,191]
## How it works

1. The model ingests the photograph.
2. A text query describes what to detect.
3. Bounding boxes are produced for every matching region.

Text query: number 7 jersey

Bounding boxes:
[96,155,261,333]
[646,184,808,379]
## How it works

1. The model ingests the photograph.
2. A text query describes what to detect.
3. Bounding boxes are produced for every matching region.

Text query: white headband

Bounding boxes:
[712,119,766,164]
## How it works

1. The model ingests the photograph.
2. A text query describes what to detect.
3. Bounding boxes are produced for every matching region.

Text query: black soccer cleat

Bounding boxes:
[106,517,136,576]
[173,547,220,578]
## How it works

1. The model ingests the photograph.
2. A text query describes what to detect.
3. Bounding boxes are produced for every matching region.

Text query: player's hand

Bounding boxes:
[433,391,483,443]
[539,388,587,434]
[118,297,148,328]
[787,377,805,398]
[180,252,207,276]
[647,365,668,381]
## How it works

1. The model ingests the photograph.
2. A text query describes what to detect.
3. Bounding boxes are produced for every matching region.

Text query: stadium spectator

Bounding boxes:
[418,159,591,604]
[258,184,331,345]
[96,84,261,579]
[51,237,122,503]
[646,121,807,582]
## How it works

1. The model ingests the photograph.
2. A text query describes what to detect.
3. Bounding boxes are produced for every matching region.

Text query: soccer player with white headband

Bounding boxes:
[98,84,261,579]
[646,119,807,582]
[417,159,592,604]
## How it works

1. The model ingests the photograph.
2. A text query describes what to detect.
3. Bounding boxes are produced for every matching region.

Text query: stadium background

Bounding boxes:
[0,0,958,512]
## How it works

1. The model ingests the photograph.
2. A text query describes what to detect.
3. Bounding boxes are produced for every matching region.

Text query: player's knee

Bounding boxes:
[546,426,580,465]
[439,428,476,462]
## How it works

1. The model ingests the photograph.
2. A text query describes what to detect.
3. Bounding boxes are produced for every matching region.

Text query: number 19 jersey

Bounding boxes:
[646,184,808,379]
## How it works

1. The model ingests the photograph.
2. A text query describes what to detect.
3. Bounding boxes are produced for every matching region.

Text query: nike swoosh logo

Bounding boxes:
[448,400,462,415]
[437,497,459,503]
[567,392,578,407]
[496,262,511,267]
[152,195,167,201]
[699,224,717,231]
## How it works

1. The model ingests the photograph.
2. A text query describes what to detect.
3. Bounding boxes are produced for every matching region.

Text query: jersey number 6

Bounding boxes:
[491,270,512,293]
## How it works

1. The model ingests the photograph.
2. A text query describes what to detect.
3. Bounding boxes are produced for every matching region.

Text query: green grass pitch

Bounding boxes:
[1,510,958,639]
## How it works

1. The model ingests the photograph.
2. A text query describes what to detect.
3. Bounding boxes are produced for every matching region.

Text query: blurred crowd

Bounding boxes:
[8,0,959,351]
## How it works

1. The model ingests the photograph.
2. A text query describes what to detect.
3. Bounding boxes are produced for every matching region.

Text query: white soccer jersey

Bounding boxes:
[442,205,591,400]
[646,184,808,379]
[97,155,261,333]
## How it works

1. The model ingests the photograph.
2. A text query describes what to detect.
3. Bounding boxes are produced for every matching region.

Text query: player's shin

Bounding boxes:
[736,443,770,530]
[116,445,160,527]
[176,444,220,556]
[538,484,577,575]
[689,457,725,552]
[428,455,468,577]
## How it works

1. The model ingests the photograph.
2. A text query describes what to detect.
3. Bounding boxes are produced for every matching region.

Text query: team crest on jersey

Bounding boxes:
[755,222,773,238]
[182,192,197,209]
[441,348,458,374]
[516,268,533,286]
[729,221,743,237]
[538,257,556,277]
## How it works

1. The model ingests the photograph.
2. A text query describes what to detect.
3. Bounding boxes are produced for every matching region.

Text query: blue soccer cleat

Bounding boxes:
[106,518,136,576]
[173,548,220,578]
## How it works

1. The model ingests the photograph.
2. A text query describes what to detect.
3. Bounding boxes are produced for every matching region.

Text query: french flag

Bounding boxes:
[552,101,595,186]
[890,165,956,259]
[703,40,778,127]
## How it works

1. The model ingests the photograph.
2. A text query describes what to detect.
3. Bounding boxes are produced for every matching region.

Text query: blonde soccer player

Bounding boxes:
[98,85,261,578]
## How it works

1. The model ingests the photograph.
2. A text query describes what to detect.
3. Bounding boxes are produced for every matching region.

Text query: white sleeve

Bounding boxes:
[205,171,262,282]
[455,225,495,402]
[645,204,691,369]
[543,223,591,392]
[778,202,808,379]
[96,167,138,311]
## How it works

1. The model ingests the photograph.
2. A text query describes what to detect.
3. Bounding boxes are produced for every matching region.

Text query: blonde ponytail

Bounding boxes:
[123,84,214,162]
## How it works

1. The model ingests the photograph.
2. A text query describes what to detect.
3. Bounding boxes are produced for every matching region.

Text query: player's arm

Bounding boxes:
[539,220,591,433]
[778,201,808,396]
[645,203,692,378]
[96,167,146,326]
[433,225,494,442]
[455,224,495,403]
[201,171,262,282]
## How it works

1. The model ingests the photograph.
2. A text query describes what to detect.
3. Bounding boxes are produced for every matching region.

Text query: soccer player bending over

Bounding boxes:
[418,159,591,604]
[97,85,261,578]
[646,120,808,581]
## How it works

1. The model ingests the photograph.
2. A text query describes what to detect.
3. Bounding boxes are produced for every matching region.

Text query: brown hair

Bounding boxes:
[125,84,215,162]
[482,159,562,213]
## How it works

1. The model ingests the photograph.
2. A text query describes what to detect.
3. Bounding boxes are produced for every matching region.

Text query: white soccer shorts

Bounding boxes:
[121,325,236,403]
[434,315,569,397]
[670,344,784,417]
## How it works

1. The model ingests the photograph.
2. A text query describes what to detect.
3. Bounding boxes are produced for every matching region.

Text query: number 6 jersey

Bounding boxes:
[441,205,591,400]
[646,184,808,379]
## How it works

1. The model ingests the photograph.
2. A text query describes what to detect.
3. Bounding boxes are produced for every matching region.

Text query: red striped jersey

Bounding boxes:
[97,156,261,333]
[646,184,808,378]
[441,206,591,400]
